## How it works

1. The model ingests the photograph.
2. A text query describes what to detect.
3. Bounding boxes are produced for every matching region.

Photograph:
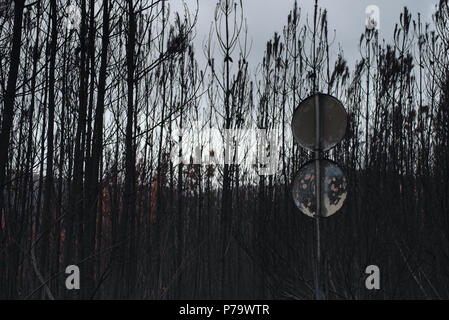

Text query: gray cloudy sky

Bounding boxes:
[170,0,439,72]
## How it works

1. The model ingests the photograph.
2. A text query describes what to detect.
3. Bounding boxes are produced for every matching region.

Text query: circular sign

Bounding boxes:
[291,93,347,151]
[292,159,347,217]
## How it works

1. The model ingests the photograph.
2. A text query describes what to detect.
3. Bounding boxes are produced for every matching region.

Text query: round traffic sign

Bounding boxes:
[291,93,347,151]
[292,159,347,217]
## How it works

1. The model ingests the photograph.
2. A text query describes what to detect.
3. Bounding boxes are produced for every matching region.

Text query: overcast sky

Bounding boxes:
[169,0,438,73]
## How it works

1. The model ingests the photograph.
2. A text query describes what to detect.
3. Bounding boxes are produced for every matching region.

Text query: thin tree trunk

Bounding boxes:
[0,0,25,209]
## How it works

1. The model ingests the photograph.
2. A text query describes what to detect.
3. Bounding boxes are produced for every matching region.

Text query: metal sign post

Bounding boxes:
[314,94,324,300]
